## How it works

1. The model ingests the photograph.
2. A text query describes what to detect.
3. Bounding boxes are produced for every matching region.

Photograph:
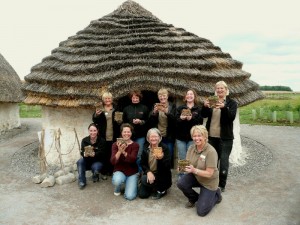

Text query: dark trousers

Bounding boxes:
[138,174,155,198]
[208,137,233,188]
[77,158,103,184]
[177,173,221,216]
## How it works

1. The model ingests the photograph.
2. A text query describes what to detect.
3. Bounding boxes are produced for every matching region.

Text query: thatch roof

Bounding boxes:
[0,53,23,103]
[23,0,263,108]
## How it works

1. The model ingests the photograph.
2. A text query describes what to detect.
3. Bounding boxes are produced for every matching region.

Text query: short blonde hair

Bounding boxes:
[157,88,169,97]
[190,125,208,140]
[146,128,162,143]
[102,92,113,101]
[215,81,229,96]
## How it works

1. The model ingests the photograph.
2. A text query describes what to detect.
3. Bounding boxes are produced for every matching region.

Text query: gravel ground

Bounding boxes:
[10,134,272,180]
[2,119,299,225]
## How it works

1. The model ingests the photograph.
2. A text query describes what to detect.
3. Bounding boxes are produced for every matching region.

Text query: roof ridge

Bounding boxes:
[106,0,160,21]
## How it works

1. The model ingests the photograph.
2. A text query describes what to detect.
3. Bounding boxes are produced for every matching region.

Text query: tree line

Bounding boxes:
[260,85,292,91]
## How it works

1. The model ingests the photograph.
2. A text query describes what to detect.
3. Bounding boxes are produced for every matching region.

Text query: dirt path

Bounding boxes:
[0,119,299,225]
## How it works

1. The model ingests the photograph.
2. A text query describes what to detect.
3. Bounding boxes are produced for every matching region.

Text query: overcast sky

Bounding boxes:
[1,0,299,91]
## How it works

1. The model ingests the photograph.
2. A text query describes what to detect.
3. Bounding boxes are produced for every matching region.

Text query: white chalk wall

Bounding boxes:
[41,106,94,167]
[0,103,20,134]
[229,109,245,166]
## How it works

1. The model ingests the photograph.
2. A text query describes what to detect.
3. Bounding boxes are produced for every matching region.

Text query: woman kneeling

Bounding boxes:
[177,125,222,216]
[139,128,172,200]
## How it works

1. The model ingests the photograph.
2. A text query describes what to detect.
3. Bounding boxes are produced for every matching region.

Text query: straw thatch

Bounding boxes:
[0,53,23,103]
[23,0,263,108]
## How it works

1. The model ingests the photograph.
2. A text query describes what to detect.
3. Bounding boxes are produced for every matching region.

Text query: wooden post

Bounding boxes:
[252,109,257,120]
[56,128,66,174]
[259,108,264,119]
[287,111,294,123]
[272,111,277,122]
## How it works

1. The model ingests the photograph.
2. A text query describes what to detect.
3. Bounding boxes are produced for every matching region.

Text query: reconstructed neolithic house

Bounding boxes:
[23,0,263,166]
[0,53,23,134]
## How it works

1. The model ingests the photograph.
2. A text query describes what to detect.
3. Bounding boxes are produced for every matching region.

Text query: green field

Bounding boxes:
[19,103,42,118]
[239,92,300,126]
[19,92,300,127]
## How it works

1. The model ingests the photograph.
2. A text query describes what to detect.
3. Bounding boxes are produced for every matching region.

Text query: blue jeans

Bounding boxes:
[77,158,103,184]
[112,171,138,201]
[177,173,221,216]
[134,137,145,173]
[176,139,193,160]
[162,137,174,166]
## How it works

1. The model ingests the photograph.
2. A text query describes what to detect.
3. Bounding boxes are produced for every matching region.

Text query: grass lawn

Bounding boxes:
[239,92,300,126]
[19,103,42,118]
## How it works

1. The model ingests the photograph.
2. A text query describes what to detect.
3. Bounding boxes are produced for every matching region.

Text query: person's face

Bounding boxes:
[185,90,195,103]
[131,94,140,104]
[103,97,112,106]
[148,132,160,146]
[121,127,132,140]
[192,130,206,147]
[158,94,168,104]
[215,84,227,98]
[89,126,98,139]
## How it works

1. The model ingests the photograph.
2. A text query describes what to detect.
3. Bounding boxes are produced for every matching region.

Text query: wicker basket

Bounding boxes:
[178,159,190,172]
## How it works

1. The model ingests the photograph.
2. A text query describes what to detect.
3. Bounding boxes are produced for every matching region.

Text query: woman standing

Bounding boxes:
[138,128,172,200]
[122,90,149,171]
[77,123,107,189]
[148,88,176,167]
[201,81,238,192]
[111,123,139,200]
[92,92,121,176]
[177,125,222,216]
[175,89,203,160]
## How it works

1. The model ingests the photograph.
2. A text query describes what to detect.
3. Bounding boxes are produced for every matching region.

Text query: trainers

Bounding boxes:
[151,191,167,200]
[114,191,121,196]
[78,182,86,190]
[185,201,195,208]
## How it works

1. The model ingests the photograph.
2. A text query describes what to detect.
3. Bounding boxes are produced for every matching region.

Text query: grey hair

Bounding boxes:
[146,128,162,143]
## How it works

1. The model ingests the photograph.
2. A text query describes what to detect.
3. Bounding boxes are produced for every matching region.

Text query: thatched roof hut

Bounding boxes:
[23,0,263,109]
[22,0,264,167]
[0,53,23,133]
[0,53,23,103]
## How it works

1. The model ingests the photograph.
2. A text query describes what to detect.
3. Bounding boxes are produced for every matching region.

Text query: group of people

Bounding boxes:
[76,80,238,216]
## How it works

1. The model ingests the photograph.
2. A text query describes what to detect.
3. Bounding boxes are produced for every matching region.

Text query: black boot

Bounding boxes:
[92,172,100,183]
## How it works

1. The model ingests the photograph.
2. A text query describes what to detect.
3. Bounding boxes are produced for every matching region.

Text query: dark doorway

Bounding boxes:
[116,90,176,111]
[116,90,158,111]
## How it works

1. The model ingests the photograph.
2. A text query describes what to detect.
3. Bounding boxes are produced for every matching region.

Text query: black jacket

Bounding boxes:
[201,97,237,140]
[175,104,203,141]
[148,102,176,141]
[92,107,121,141]
[122,103,149,139]
[80,136,107,164]
[140,142,172,192]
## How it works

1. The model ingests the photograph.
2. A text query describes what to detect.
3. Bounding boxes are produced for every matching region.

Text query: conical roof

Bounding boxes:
[23,0,263,108]
[0,53,23,103]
